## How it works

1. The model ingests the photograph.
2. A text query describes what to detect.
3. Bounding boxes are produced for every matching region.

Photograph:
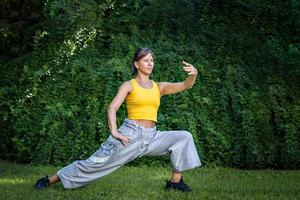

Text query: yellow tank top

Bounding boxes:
[126,79,160,122]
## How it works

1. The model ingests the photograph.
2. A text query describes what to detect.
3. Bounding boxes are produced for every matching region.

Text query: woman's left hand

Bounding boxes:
[182,61,198,76]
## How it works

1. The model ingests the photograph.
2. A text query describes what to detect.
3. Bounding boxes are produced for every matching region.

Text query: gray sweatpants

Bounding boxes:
[57,118,201,189]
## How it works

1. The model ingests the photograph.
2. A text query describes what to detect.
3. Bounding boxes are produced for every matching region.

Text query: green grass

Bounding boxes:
[0,160,299,200]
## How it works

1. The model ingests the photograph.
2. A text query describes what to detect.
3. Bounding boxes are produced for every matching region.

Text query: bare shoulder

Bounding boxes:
[157,81,186,96]
[157,81,170,89]
[119,80,133,93]
[157,82,168,86]
[157,82,169,94]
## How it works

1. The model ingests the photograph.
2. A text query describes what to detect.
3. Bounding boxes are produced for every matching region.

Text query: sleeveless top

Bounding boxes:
[125,79,160,122]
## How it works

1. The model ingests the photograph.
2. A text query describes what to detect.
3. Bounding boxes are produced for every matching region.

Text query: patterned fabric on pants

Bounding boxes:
[57,118,201,189]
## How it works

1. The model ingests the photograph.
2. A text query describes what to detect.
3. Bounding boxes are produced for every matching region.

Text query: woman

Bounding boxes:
[34,48,201,192]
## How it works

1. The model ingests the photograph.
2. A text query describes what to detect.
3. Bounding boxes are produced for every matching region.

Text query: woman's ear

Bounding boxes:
[134,61,139,69]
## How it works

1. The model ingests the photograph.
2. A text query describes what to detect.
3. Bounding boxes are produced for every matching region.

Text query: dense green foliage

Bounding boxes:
[1,0,299,168]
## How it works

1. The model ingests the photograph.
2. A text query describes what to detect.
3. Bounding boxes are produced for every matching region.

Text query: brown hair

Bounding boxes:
[131,48,153,76]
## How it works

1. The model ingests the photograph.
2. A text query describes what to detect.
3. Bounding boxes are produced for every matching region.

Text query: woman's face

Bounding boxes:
[135,53,154,76]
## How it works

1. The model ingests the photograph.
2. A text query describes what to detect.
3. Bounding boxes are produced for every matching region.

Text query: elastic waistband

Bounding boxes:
[123,118,156,132]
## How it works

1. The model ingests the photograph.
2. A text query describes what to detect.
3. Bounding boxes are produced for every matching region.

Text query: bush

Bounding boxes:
[1,0,299,168]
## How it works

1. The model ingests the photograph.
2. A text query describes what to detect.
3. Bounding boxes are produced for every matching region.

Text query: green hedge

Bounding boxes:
[1,0,299,169]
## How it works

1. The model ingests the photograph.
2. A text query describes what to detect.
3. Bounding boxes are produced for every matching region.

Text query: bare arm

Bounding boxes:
[158,61,198,96]
[107,81,132,145]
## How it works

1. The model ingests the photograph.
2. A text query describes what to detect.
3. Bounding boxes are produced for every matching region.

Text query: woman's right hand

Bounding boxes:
[111,131,132,146]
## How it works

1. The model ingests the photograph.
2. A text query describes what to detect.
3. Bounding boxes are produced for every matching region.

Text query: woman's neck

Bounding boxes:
[135,74,150,83]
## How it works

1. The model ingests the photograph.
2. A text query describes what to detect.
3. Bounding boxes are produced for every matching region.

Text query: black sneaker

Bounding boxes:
[34,175,50,189]
[165,177,192,192]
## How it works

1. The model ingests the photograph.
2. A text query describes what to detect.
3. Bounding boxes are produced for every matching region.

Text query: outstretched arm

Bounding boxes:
[158,61,198,96]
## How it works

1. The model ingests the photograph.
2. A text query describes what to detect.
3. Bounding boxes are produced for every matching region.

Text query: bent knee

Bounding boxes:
[181,131,193,141]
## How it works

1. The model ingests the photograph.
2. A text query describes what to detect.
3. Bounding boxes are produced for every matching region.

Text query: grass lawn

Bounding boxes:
[0,160,299,200]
